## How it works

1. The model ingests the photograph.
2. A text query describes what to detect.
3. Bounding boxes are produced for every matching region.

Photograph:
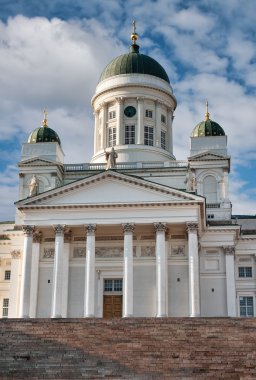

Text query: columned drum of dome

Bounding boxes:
[91,25,177,164]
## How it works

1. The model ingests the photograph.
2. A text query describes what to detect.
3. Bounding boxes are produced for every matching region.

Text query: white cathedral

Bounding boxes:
[0,27,255,319]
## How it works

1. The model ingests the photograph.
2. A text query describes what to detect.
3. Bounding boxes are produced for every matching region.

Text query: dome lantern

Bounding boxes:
[28,109,61,145]
[191,102,225,137]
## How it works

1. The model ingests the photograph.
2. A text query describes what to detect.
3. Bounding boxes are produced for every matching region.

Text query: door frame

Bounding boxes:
[96,269,123,317]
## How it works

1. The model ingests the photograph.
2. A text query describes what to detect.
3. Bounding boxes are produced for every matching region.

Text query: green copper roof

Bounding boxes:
[28,125,61,145]
[99,44,170,83]
[191,119,225,137]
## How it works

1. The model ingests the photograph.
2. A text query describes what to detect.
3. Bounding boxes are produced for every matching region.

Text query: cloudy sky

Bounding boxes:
[0,0,255,221]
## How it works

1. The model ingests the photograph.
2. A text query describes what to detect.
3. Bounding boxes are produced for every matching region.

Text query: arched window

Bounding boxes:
[203,175,217,203]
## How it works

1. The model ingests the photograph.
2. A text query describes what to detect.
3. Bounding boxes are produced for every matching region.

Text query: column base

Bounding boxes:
[123,314,133,318]
[20,315,30,319]
[51,314,62,319]
[85,314,95,318]
[189,313,200,317]
[156,313,168,318]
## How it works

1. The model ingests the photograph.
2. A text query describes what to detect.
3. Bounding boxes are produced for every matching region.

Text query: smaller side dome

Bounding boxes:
[191,102,225,137]
[28,110,61,145]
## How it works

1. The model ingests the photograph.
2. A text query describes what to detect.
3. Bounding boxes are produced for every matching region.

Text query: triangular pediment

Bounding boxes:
[16,171,204,208]
[19,157,63,167]
[189,151,229,161]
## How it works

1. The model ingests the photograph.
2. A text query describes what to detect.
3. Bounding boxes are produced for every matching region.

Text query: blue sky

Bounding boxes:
[0,0,255,220]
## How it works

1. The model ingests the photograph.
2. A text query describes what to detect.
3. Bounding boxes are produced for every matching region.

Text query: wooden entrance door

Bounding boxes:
[103,295,122,318]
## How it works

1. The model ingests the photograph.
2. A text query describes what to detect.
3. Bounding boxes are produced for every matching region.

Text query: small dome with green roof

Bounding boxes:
[99,21,170,84]
[28,110,61,145]
[191,102,225,137]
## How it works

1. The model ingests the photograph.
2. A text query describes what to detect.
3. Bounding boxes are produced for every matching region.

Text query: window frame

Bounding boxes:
[144,126,154,146]
[145,109,153,118]
[2,298,9,318]
[125,125,135,144]
[161,130,166,150]
[108,126,117,147]
[4,270,11,281]
[109,110,116,120]
[239,296,254,317]
[104,278,123,293]
[238,267,252,278]
[161,114,166,124]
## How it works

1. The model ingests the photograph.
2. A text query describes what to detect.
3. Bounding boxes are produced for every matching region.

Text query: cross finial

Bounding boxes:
[205,100,210,121]
[43,108,47,127]
[131,19,138,45]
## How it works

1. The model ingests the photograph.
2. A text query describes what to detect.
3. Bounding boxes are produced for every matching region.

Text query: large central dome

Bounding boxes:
[99,44,170,84]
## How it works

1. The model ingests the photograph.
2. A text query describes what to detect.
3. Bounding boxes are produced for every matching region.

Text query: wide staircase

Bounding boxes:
[0,318,256,379]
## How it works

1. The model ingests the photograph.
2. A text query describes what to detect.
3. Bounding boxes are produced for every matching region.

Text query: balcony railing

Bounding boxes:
[206,203,221,209]
[64,161,188,172]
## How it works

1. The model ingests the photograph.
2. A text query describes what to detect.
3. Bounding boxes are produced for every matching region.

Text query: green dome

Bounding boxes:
[99,44,170,84]
[191,118,225,137]
[28,125,61,145]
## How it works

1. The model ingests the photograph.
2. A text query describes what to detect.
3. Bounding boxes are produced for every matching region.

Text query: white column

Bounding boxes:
[167,107,174,154]
[155,100,161,147]
[84,224,96,317]
[9,250,22,318]
[62,230,71,318]
[187,222,200,317]
[154,222,167,317]
[30,230,42,317]
[123,223,134,317]
[93,109,99,154]
[51,225,65,318]
[102,103,107,149]
[18,173,25,199]
[137,97,144,144]
[116,97,124,145]
[19,225,34,318]
[224,246,236,316]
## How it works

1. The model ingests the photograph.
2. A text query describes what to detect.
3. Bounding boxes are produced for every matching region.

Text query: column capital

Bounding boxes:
[116,96,124,104]
[223,246,235,255]
[53,224,66,236]
[154,222,167,232]
[186,222,198,234]
[33,230,42,243]
[137,96,144,102]
[86,224,97,234]
[19,173,25,178]
[22,225,35,236]
[11,250,21,259]
[122,223,134,233]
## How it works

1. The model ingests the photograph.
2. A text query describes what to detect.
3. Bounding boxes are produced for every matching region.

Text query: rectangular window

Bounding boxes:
[161,114,166,124]
[104,279,123,292]
[108,127,116,147]
[161,130,166,150]
[4,270,11,280]
[239,296,254,317]
[2,298,9,318]
[144,126,154,146]
[125,125,135,144]
[239,267,252,278]
[109,110,116,120]
[145,109,153,118]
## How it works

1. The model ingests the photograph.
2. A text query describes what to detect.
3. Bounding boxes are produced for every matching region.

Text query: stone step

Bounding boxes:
[0,318,255,379]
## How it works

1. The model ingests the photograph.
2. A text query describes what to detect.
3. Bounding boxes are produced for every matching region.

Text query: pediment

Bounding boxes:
[17,171,204,208]
[189,151,229,161]
[19,157,62,167]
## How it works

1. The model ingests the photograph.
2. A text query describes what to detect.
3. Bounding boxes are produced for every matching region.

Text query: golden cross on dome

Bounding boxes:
[131,19,138,44]
[205,100,210,121]
[43,108,47,127]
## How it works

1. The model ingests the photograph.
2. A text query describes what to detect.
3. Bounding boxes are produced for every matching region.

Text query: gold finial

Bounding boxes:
[43,108,47,127]
[131,19,138,44]
[205,100,210,121]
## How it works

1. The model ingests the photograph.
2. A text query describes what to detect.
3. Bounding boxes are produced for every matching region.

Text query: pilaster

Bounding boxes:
[84,224,96,317]
[224,245,236,317]
[186,222,200,317]
[51,224,65,318]
[154,222,168,317]
[30,230,42,317]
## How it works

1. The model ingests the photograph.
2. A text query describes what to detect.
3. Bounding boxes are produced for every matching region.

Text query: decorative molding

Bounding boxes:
[43,248,55,259]
[44,238,55,242]
[22,225,35,236]
[154,222,167,232]
[73,247,86,258]
[186,222,198,234]
[96,247,122,258]
[122,223,135,233]
[171,246,185,257]
[19,173,25,178]
[11,250,21,259]
[33,231,42,243]
[141,246,155,257]
[86,224,96,234]
[53,224,65,236]
[223,246,235,255]
[73,236,85,241]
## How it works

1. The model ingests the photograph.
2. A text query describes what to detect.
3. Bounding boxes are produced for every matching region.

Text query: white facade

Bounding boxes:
[0,35,256,319]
